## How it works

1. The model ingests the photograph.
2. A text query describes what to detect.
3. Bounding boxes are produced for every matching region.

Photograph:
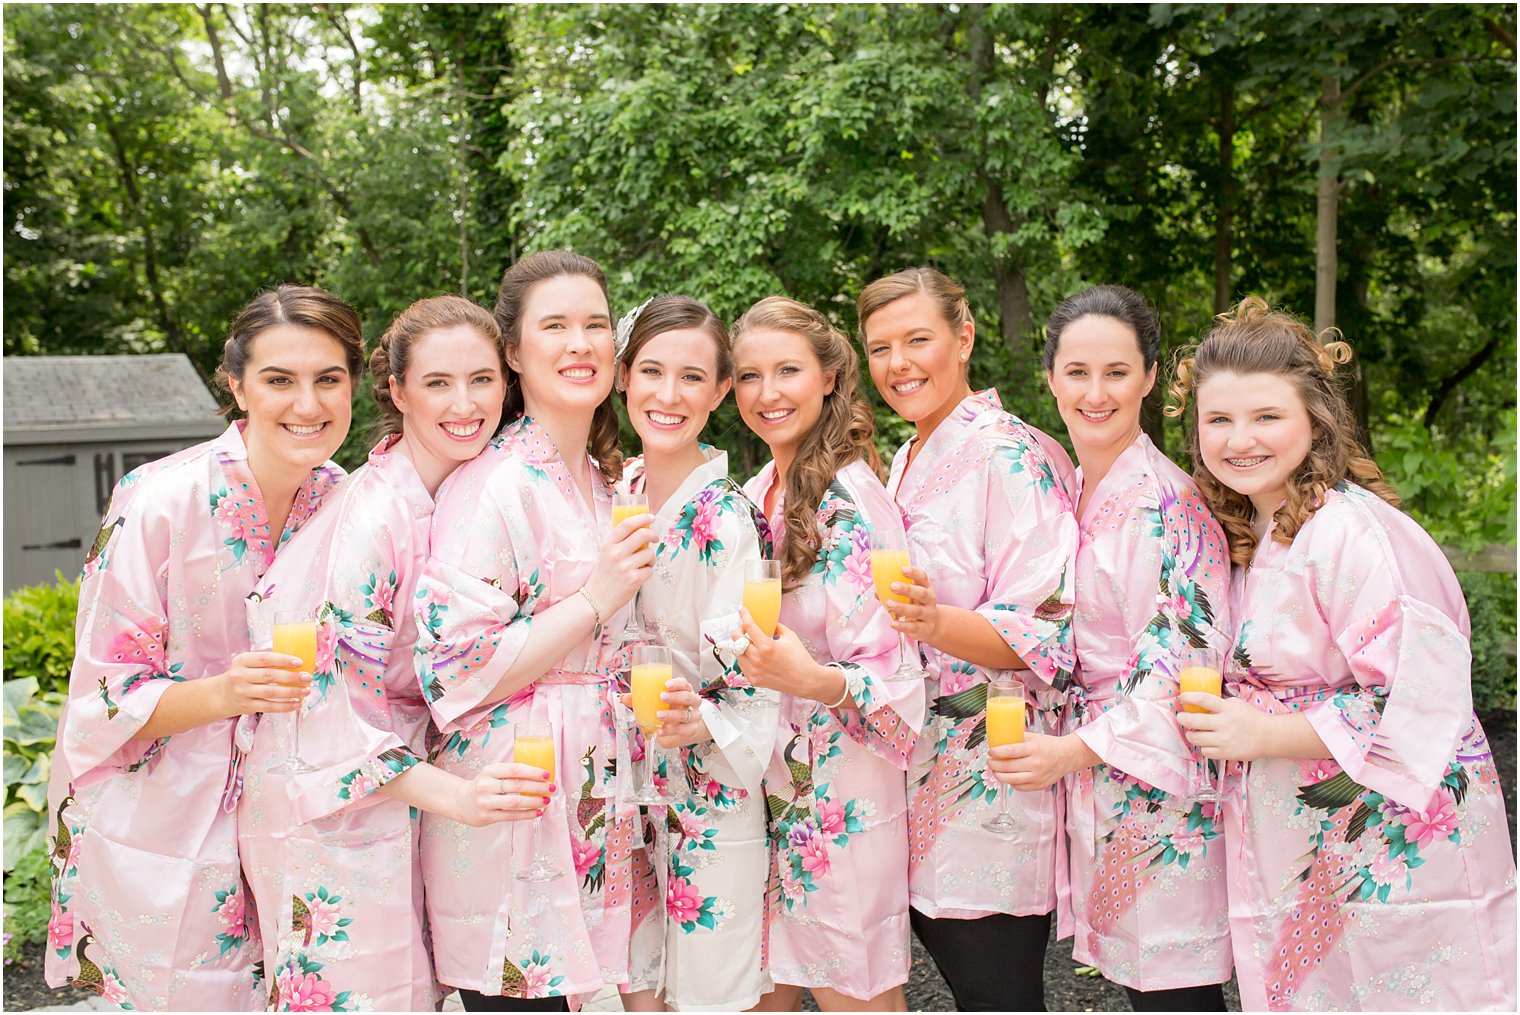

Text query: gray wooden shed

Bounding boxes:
[4,354,225,592]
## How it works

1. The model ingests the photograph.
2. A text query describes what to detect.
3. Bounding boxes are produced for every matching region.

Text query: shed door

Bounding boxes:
[4,446,84,591]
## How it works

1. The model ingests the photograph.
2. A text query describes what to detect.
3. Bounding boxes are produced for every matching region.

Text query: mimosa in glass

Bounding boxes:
[627,644,671,805]
[1179,662,1226,804]
[870,545,928,682]
[613,492,652,646]
[982,675,1026,837]
[267,611,318,774]
[514,724,562,882]
[743,560,782,638]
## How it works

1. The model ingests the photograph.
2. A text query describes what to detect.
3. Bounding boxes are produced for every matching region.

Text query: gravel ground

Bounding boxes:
[9,710,1514,1013]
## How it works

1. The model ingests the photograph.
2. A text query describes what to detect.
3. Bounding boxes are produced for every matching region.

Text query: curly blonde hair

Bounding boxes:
[1166,297,1399,566]
[733,296,882,590]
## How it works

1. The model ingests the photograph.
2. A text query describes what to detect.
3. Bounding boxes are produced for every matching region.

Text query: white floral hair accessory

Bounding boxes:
[614,296,655,391]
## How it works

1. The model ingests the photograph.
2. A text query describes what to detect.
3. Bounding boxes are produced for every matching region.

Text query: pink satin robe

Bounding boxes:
[891,390,1078,923]
[413,417,637,1001]
[238,434,436,1011]
[1064,433,1233,989]
[46,422,341,1010]
[1224,482,1517,1011]
[743,457,926,1000]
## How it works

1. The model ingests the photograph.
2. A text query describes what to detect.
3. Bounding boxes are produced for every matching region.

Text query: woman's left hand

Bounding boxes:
[733,609,833,701]
[1177,693,1274,762]
[884,565,942,646]
[987,732,1096,791]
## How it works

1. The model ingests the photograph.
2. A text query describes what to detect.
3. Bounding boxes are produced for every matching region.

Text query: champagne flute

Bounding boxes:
[870,539,929,682]
[514,722,562,883]
[613,492,652,647]
[1179,642,1227,805]
[267,611,317,775]
[626,644,671,805]
[982,675,1026,837]
[743,560,782,639]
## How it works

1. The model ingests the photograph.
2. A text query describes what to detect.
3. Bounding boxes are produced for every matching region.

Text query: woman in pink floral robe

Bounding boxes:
[1022,286,1232,1010]
[413,252,651,1010]
[239,296,545,1011]
[856,268,1077,1011]
[1175,298,1517,1012]
[731,296,925,1011]
[45,287,362,1010]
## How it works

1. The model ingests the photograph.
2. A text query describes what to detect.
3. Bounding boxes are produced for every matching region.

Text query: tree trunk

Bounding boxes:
[1214,78,1236,314]
[1315,72,1342,335]
[102,110,187,358]
[456,61,470,295]
[968,8,1032,368]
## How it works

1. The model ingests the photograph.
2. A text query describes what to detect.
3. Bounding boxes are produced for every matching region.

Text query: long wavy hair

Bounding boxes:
[493,250,623,484]
[733,296,881,590]
[370,294,502,437]
[1166,297,1399,566]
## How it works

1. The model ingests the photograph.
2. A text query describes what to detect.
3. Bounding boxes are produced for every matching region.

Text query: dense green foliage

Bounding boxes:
[3,6,1514,669]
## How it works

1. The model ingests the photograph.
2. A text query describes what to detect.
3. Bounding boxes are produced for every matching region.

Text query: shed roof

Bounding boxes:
[4,354,225,445]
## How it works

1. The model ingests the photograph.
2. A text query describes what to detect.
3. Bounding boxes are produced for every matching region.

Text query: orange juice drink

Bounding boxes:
[630,662,672,733]
[273,620,318,676]
[986,695,1026,747]
[612,503,646,529]
[870,549,912,606]
[1178,666,1223,713]
[513,735,556,795]
[743,578,782,637]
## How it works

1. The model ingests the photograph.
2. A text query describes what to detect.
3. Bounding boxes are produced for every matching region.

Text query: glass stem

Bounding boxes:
[897,630,911,668]
[998,782,1012,820]
[290,707,303,763]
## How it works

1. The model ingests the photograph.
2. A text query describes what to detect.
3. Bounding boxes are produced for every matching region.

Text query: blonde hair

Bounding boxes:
[370,295,502,436]
[733,296,882,590]
[1166,297,1399,565]
[857,266,972,340]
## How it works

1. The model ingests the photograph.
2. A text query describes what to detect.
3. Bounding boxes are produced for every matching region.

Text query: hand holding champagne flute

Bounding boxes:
[870,541,928,682]
[743,560,782,639]
[1178,660,1226,804]
[982,675,1026,837]
[612,492,653,646]
[627,644,671,805]
[267,611,318,774]
[514,723,562,883]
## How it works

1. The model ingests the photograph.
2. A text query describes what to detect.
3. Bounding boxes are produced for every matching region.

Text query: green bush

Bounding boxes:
[3,571,79,698]
[4,572,77,954]
[1464,570,1518,712]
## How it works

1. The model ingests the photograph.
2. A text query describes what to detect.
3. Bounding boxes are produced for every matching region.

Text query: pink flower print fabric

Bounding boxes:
[46,422,342,1010]
[1224,482,1516,1011]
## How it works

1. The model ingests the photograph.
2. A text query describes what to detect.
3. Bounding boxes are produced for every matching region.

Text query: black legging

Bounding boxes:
[1124,983,1227,1012]
[910,908,1052,1011]
[454,988,570,1012]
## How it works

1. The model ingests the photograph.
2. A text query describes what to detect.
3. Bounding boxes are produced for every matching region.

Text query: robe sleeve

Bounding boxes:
[254,481,425,825]
[1075,482,1232,799]
[975,430,1079,690]
[414,465,539,736]
[690,488,781,795]
[816,484,924,771]
[1300,502,1472,811]
[58,478,182,782]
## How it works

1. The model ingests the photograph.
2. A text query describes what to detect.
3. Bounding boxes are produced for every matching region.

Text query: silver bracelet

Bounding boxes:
[825,664,851,709]
[577,587,602,636]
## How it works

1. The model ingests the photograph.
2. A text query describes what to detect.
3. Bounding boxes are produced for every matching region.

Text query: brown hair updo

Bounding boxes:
[493,250,622,484]
[370,294,503,437]
[856,266,973,343]
[215,285,365,413]
[1166,296,1399,566]
[617,294,733,384]
[732,295,882,590]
